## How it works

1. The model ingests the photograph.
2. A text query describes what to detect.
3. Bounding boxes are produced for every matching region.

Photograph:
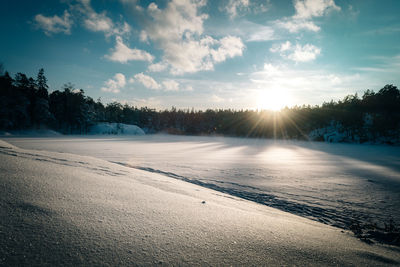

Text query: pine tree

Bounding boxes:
[36,68,49,100]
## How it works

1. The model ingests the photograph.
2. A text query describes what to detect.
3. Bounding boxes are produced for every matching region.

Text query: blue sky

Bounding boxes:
[1,0,400,110]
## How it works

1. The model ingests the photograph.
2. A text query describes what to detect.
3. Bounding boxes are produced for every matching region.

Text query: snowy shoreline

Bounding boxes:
[1,139,399,265]
[1,124,400,146]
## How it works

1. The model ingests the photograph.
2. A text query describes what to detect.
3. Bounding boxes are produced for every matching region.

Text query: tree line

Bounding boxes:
[1,67,399,144]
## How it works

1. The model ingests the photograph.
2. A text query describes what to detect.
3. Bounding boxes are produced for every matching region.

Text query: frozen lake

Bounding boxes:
[5,135,400,230]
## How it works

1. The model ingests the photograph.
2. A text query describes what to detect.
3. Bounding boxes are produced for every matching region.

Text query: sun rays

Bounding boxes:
[256,89,293,111]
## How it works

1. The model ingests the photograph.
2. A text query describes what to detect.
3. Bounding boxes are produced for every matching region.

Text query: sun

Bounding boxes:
[256,89,292,111]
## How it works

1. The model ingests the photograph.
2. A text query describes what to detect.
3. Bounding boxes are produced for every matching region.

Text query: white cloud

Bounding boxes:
[288,44,321,62]
[163,37,215,74]
[162,80,180,91]
[84,14,131,37]
[270,41,292,53]
[224,0,250,19]
[222,0,270,19]
[105,36,154,63]
[262,63,281,74]
[148,62,168,72]
[246,25,275,42]
[211,36,245,63]
[84,11,113,32]
[276,19,320,33]
[74,0,131,37]
[139,30,148,42]
[101,73,126,93]
[144,0,207,42]
[133,73,161,90]
[131,75,192,92]
[293,0,340,19]
[141,0,208,74]
[140,0,245,74]
[35,0,132,38]
[270,42,321,62]
[34,10,73,35]
[212,19,275,42]
[276,0,340,33]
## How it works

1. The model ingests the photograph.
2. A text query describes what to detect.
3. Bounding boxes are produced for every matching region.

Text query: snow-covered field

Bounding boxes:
[5,134,400,231]
[1,138,399,265]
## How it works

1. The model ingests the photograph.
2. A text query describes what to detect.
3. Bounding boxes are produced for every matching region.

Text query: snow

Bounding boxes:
[87,122,145,135]
[5,135,400,233]
[0,123,145,136]
[1,139,399,265]
[308,119,400,145]
[0,129,62,136]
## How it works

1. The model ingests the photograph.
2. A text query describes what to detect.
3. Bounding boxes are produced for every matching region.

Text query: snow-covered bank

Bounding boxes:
[1,140,399,266]
[87,122,145,135]
[0,129,62,136]
[0,123,145,137]
[308,120,400,145]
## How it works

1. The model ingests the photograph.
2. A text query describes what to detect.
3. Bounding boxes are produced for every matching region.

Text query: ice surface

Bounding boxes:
[4,135,400,231]
[1,139,399,265]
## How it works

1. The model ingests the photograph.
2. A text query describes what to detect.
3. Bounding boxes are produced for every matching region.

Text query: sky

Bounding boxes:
[1,0,400,110]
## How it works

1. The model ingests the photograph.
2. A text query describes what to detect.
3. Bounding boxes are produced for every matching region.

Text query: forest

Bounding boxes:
[1,67,399,144]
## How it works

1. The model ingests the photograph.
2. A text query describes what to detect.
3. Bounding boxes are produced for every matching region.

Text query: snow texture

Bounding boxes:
[1,139,399,265]
[5,135,400,233]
